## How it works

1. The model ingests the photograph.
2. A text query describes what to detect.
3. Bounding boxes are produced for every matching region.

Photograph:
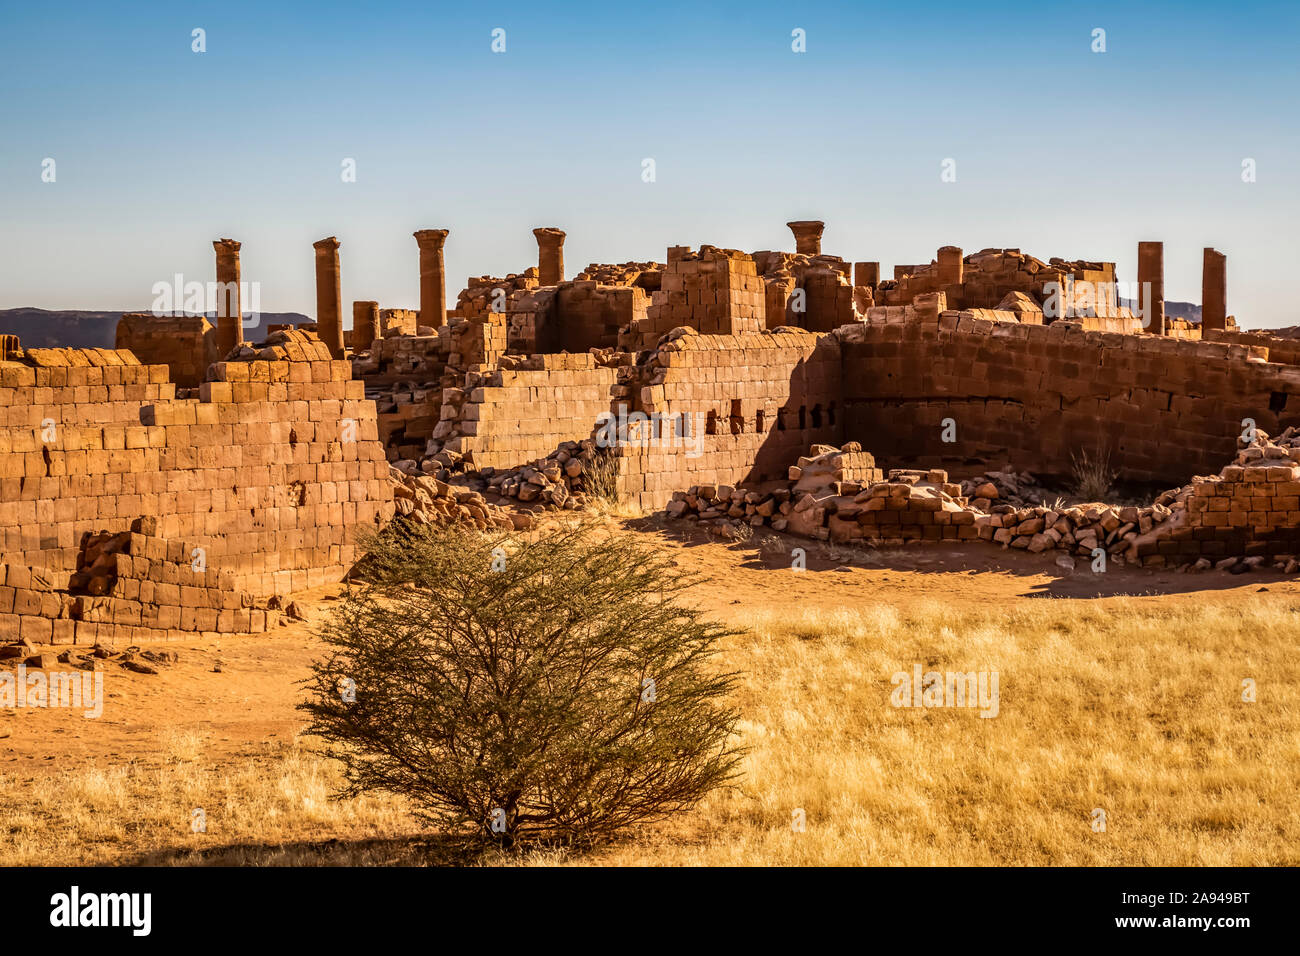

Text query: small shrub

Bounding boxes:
[302,520,742,848]
[1071,445,1118,502]
[581,448,620,502]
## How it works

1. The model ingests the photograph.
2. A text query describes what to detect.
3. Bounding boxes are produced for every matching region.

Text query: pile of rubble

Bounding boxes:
[481,440,614,509]
[1,637,180,675]
[456,270,540,317]
[387,463,532,531]
[959,470,1061,509]
[575,261,662,289]
[662,436,1300,574]
[221,327,334,363]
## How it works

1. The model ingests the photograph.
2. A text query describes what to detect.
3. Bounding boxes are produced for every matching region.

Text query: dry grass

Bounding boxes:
[1071,444,1119,502]
[0,734,428,866]
[3,597,1297,865]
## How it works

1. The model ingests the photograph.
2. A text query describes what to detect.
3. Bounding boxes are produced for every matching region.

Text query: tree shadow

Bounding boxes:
[119,834,494,867]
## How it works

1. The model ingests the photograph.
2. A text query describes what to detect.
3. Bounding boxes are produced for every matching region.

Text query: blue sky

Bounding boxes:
[1,0,1297,325]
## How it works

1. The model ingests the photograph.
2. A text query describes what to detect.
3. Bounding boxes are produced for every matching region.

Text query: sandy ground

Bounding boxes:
[4,517,1295,786]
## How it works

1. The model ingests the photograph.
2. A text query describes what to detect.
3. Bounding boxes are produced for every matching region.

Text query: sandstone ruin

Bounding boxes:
[7,217,1300,649]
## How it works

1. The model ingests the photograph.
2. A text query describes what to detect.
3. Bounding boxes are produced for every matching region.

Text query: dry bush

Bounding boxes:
[581,448,621,505]
[1070,444,1118,501]
[301,520,742,848]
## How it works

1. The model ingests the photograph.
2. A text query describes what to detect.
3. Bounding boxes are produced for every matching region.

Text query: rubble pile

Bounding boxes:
[663,434,1300,574]
[387,464,531,531]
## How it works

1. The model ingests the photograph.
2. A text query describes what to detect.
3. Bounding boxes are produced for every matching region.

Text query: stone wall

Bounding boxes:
[444,353,624,471]
[877,248,1120,317]
[837,311,1300,486]
[1206,329,1300,366]
[115,313,217,387]
[0,332,394,598]
[629,246,766,348]
[361,332,450,384]
[379,308,419,337]
[750,251,856,332]
[616,328,842,509]
[554,282,647,352]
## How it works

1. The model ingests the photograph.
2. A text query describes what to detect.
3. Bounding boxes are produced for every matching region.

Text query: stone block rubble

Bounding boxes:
[663,430,1300,574]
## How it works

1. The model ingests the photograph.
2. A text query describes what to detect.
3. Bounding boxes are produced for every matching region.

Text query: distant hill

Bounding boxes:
[0,308,312,350]
[1119,299,1202,322]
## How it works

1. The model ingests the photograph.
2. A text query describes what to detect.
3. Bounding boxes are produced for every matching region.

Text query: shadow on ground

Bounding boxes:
[121,834,490,867]
[629,514,1300,601]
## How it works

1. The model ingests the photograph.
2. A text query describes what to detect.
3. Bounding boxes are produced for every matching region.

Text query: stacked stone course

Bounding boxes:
[1,329,394,598]
[0,518,278,647]
[115,313,218,387]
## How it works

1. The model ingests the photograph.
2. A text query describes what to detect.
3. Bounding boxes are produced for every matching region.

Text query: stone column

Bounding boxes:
[213,238,243,356]
[854,261,880,289]
[1202,248,1227,333]
[1137,241,1165,334]
[313,237,344,358]
[787,220,825,256]
[352,300,379,351]
[937,246,964,286]
[413,229,449,328]
[533,227,566,286]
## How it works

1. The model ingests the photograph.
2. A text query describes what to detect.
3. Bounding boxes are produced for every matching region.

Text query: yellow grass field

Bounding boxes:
[2,531,1297,866]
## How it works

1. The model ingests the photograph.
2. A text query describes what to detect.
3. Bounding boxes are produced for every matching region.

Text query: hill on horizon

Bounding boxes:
[0,307,313,350]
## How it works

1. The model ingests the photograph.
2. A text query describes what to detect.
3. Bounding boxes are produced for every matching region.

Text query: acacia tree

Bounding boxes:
[301,519,743,847]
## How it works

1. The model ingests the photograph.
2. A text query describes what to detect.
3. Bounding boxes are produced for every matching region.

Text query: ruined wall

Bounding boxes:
[379,309,419,337]
[630,247,766,348]
[553,282,647,352]
[358,332,450,384]
[749,251,855,332]
[800,268,856,332]
[456,272,539,320]
[0,336,394,598]
[837,311,1300,486]
[115,313,217,388]
[574,261,662,292]
[878,248,1119,317]
[1206,329,1300,366]
[447,354,623,470]
[617,328,842,509]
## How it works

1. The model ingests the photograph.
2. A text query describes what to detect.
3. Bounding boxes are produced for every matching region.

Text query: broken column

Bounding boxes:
[1137,241,1165,334]
[213,238,243,357]
[1202,248,1227,333]
[414,229,449,328]
[313,237,344,358]
[787,220,825,256]
[937,246,964,286]
[533,227,566,286]
[352,300,379,351]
